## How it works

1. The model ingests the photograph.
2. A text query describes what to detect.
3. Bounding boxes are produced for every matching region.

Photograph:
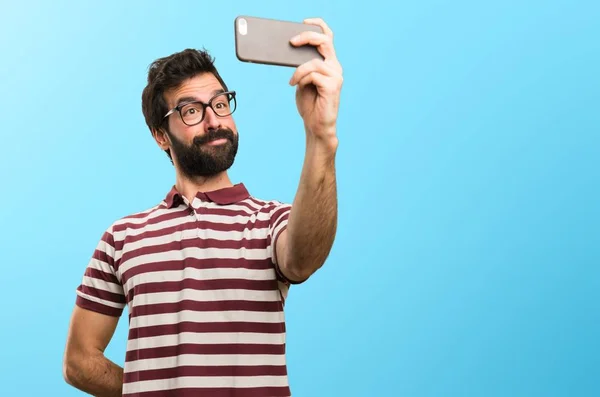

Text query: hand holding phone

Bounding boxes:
[234,16,324,68]
[235,16,343,141]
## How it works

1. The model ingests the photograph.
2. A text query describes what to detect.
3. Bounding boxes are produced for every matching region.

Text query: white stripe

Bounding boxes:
[278,281,289,301]
[272,220,288,242]
[112,198,285,229]
[131,288,281,306]
[123,375,288,394]
[115,228,269,261]
[124,267,275,296]
[113,215,272,242]
[250,199,286,210]
[238,199,265,211]
[119,247,271,275]
[113,216,195,239]
[126,332,285,351]
[87,257,113,273]
[203,201,265,213]
[113,206,175,226]
[198,212,271,225]
[270,220,287,264]
[83,276,123,295]
[76,290,124,309]
[114,208,272,233]
[130,310,283,329]
[194,199,247,212]
[88,254,121,284]
[125,353,286,373]
[131,267,275,283]
[94,238,116,259]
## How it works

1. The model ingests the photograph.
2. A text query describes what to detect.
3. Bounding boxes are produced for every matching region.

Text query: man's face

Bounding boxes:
[159,73,238,178]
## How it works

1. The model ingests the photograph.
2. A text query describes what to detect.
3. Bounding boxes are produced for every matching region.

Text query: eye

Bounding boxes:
[213,98,229,110]
[182,103,202,116]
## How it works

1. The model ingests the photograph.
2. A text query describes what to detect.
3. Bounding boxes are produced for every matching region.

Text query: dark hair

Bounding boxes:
[141,48,228,159]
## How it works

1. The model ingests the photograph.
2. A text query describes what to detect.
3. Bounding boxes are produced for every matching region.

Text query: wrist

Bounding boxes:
[305,125,339,153]
[306,134,338,157]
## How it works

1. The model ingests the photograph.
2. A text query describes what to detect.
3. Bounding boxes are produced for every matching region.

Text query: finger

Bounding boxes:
[297,71,342,94]
[289,58,336,86]
[297,71,328,91]
[290,31,336,61]
[303,17,334,39]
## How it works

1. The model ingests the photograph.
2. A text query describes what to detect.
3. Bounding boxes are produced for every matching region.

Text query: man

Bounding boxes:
[62,18,343,397]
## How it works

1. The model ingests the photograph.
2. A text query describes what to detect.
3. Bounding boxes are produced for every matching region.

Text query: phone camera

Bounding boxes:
[238,18,248,36]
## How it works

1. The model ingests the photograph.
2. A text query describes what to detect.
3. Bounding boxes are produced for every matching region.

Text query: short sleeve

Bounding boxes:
[75,226,126,317]
[267,201,306,285]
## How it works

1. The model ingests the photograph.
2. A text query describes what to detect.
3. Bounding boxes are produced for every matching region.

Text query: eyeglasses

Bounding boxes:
[163,91,237,126]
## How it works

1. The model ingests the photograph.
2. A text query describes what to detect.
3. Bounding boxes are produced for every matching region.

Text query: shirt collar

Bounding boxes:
[165,183,250,208]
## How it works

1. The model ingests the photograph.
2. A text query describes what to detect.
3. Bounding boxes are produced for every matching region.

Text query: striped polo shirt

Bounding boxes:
[75,183,296,397]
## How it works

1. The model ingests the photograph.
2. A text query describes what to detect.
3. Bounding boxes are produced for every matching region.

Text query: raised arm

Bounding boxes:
[63,306,123,396]
[276,18,343,282]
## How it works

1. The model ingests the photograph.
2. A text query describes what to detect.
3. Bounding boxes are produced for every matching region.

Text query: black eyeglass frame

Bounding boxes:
[162,90,237,126]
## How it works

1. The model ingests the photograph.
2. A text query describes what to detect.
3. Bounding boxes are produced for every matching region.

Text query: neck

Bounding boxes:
[175,170,233,204]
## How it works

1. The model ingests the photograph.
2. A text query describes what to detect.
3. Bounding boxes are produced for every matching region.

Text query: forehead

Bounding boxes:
[164,73,224,107]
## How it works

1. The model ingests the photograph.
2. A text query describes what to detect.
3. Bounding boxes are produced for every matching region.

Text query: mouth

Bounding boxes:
[204,138,229,146]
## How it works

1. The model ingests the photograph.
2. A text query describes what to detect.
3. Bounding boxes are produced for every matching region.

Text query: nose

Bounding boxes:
[203,106,222,130]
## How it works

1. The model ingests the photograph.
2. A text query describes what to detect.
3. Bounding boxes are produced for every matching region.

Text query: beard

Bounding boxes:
[168,127,239,178]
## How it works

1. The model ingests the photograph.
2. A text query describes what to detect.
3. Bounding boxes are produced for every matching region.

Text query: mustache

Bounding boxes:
[192,128,235,146]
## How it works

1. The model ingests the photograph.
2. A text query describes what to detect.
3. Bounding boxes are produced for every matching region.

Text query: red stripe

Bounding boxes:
[77,285,126,304]
[121,258,274,281]
[272,212,290,231]
[235,200,265,211]
[125,386,291,397]
[118,207,165,220]
[248,197,267,207]
[92,248,114,266]
[115,223,190,249]
[125,343,286,362]
[76,296,123,317]
[126,278,277,302]
[113,208,190,233]
[85,267,120,286]
[118,237,269,265]
[100,230,116,249]
[128,321,286,339]
[130,300,283,317]
[114,220,272,253]
[270,208,290,230]
[124,364,288,383]
[200,206,274,217]
[113,208,276,235]
[247,197,270,208]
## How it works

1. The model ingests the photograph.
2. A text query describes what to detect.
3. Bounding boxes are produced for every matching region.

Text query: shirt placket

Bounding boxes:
[191,197,206,237]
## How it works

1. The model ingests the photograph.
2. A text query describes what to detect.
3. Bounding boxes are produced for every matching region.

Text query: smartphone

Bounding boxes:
[234,16,324,68]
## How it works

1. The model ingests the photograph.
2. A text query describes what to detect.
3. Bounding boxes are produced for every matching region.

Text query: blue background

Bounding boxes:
[1,0,598,396]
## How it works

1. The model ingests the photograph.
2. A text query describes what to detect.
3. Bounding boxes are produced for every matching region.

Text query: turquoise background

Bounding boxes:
[1,0,598,396]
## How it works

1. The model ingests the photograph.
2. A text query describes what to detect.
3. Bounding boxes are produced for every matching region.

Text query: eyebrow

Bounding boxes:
[174,89,226,107]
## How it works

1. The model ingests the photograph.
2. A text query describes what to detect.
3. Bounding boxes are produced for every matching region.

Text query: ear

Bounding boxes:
[152,127,171,151]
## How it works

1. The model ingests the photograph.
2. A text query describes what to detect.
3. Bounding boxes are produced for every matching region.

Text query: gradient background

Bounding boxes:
[0,0,598,396]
